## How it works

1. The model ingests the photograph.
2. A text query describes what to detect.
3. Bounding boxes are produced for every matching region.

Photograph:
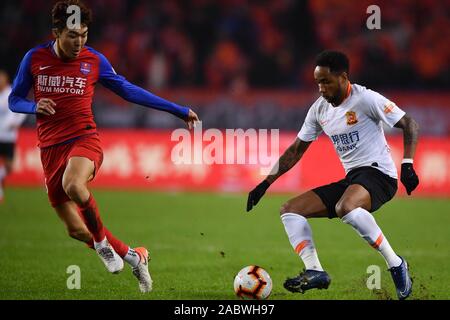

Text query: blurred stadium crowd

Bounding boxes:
[1,0,449,132]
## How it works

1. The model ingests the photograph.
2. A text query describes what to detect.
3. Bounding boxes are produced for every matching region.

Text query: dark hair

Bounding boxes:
[315,50,349,75]
[52,0,92,31]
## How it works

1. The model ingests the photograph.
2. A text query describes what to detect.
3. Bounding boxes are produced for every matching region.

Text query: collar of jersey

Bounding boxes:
[333,82,352,107]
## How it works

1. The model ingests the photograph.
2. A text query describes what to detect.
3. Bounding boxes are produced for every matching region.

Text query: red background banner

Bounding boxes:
[7,129,450,197]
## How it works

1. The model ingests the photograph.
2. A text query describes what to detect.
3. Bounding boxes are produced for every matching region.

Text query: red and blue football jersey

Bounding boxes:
[9,41,189,147]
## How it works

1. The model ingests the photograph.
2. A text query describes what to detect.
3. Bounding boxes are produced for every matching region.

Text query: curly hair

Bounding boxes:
[315,50,349,75]
[52,0,92,31]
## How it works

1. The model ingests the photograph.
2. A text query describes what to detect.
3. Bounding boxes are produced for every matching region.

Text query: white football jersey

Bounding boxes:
[0,86,26,142]
[298,83,405,179]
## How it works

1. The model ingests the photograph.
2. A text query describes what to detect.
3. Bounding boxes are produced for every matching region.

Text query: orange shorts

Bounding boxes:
[40,134,103,207]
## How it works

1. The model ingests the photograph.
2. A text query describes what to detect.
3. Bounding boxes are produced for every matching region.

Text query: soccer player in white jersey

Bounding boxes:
[247,51,419,300]
[0,70,26,203]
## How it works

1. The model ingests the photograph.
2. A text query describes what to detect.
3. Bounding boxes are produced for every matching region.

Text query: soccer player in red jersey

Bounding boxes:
[8,0,199,293]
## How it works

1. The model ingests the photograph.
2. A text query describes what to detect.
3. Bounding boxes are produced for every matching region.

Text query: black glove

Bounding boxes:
[400,163,419,195]
[246,180,271,212]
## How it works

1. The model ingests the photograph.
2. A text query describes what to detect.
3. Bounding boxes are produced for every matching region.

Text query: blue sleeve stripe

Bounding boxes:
[86,47,189,119]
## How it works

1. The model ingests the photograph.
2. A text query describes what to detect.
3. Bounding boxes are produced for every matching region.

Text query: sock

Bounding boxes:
[77,195,135,261]
[281,213,324,271]
[79,194,106,242]
[87,236,136,266]
[86,239,94,249]
[123,248,141,268]
[104,228,129,257]
[93,237,108,250]
[341,207,402,268]
[78,209,129,258]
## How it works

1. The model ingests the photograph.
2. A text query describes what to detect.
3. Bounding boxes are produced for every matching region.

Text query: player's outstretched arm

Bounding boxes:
[93,49,198,125]
[394,114,420,195]
[266,138,312,185]
[246,138,311,212]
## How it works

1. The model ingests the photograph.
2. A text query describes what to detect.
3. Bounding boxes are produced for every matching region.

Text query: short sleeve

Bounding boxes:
[365,90,405,128]
[297,104,323,141]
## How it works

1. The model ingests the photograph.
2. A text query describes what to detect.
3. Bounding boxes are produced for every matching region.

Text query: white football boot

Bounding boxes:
[132,247,153,293]
[95,240,124,274]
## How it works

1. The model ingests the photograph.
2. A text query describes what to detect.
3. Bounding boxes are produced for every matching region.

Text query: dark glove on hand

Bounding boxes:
[246,180,271,212]
[400,163,419,195]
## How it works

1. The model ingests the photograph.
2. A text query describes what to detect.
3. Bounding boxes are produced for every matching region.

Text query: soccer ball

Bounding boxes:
[233,265,272,299]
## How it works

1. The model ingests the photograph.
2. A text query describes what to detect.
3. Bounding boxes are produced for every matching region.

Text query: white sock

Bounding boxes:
[281,213,324,271]
[341,207,402,268]
[93,237,108,250]
[123,247,140,268]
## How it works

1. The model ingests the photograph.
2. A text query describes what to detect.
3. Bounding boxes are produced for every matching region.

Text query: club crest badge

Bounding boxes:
[346,111,358,125]
[384,102,395,114]
[80,62,91,75]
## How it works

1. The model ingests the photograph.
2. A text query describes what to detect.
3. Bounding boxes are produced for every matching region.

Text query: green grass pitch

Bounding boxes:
[0,187,448,300]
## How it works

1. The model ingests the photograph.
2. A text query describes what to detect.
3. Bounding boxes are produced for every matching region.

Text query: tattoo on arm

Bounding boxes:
[266,139,310,184]
[395,115,419,159]
[404,127,416,145]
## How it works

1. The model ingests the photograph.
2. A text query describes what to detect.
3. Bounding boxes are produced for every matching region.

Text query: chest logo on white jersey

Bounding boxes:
[346,111,358,125]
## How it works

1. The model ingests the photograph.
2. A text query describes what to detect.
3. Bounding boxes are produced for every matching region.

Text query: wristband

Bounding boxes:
[401,159,413,164]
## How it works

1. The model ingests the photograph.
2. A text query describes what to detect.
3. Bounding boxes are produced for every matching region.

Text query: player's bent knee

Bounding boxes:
[279,202,305,216]
[279,202,291,215]
[335,201,357,218]
[63,180,86,201]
